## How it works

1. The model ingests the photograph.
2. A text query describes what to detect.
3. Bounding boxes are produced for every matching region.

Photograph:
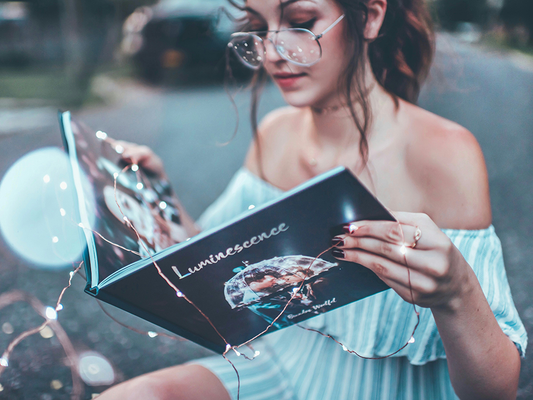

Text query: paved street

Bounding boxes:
[0,35,532,399]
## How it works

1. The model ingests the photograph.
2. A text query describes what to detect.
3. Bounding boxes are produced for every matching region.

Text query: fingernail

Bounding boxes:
[332,249,345,259]
[343,224,359,234]
[331,237,344,246]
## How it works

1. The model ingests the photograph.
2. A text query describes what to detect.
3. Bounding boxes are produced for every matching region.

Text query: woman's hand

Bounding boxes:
[331,211,474,311]
[108,139,168,180]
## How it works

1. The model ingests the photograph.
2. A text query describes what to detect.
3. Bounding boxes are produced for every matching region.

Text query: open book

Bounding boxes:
[59,111,395,354]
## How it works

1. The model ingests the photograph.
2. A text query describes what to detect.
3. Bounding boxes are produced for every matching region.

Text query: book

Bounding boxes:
[59,111,396,354]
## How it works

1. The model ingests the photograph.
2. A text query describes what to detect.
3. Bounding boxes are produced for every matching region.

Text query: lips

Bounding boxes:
[272,72,307,88]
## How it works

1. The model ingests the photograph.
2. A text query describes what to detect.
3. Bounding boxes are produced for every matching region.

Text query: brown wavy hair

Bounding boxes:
[227,0,434,172]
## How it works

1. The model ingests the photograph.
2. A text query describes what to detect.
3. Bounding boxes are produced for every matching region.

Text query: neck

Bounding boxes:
[306,82,396,150]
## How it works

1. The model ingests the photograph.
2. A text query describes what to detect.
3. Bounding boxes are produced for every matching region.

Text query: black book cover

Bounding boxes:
[59,111,394,354]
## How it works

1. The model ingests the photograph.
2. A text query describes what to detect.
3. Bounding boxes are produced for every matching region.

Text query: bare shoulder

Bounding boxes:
[402,101,492,230]
[244,106,302,174]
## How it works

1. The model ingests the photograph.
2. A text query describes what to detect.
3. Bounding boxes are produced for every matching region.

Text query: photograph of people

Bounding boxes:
[224,256,338,328]
[98,0,527,399]
[103,185,188,255]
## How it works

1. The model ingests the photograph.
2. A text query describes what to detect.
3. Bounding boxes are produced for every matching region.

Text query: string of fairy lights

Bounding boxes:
[0,129,420,400]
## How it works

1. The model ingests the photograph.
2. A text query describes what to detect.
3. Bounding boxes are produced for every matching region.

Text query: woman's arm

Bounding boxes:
[333,213,520,399]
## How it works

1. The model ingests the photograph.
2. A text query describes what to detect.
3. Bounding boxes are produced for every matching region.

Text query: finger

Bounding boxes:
[333,248,437,294]
[333,235,449,278]
[333,235,411,265]
[343,221,426,249]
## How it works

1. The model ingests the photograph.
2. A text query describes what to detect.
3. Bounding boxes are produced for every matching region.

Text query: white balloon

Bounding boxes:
[0,147,94,269]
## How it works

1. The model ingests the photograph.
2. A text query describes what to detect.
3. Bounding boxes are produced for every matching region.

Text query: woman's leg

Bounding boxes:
[96,364,231,400]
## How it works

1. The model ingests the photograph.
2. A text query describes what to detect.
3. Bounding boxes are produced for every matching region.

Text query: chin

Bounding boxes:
[276,85,325,109]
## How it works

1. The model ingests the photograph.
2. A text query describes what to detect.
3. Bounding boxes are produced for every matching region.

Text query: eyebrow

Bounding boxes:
[244,0,316,17]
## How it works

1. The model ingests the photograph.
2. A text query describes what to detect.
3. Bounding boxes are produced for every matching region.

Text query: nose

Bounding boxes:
[263,36,285,65]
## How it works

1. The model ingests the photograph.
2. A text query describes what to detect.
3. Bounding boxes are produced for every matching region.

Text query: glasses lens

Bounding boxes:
[229,34,264,69]
[274,29,321,66]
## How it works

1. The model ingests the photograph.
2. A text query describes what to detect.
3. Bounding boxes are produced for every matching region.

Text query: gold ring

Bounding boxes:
[411,226,422,248]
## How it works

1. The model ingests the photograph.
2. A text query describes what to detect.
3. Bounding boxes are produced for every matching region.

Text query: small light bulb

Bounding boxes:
[234,349,241,357]
[43,175,50,183]
[52,236,59,243]
[131,164,139,172]
[225,344,232,352]
[292,287,299,294]
[115,145,124,154]
[136,183,143,190]
[60,182,68,190]
[186,237,191,241]
[95,131,108,140]
[176,290,184,298]
[248,205,255,210]
[254,350,261,357]
[0,357,8,367]
[69,271,75,278]
[113,172,119,179]
[342,344,349,352]
[159,201,167,210]
[147,331,158,338]
[60,208,66,216]
[400,245,407,255]
[349,224,358,234]
[78,223,84,228]
[56,304,64,311]
[408,336,415,344]
[45,306,57,320]
[123,216,128,222]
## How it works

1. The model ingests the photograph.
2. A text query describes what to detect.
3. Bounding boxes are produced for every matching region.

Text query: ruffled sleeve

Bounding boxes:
[300,225,527,365]
[197,167,283,231]
[443,226,528,356]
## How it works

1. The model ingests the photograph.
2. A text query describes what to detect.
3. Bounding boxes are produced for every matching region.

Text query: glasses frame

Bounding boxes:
[229,14,345,69]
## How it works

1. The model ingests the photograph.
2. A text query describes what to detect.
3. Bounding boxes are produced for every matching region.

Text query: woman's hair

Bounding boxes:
[227,0,434,172]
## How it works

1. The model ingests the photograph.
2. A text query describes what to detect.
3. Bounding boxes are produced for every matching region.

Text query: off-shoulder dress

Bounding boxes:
[191,167,527,400]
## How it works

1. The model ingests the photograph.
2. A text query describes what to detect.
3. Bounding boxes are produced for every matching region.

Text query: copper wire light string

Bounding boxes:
[0,263,84,399]
[107,163,421,399]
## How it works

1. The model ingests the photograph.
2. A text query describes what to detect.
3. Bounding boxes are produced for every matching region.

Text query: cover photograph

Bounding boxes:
[59,111,395,354]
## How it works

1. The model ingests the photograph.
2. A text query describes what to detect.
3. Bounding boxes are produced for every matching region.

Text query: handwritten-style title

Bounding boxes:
[171,223,289,279]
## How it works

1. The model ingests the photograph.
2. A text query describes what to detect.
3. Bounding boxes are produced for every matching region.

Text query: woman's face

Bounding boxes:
[244,0,348,108]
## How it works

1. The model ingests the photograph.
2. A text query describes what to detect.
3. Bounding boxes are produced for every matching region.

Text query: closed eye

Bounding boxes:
[291,18,316,30]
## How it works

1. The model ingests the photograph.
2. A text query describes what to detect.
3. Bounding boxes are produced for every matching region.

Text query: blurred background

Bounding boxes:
[0,0,532,398]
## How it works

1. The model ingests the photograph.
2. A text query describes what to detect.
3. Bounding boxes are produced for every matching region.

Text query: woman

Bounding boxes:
[99,0,526,398]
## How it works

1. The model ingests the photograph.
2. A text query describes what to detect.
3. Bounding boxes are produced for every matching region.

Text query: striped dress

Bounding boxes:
[192,167,527,400]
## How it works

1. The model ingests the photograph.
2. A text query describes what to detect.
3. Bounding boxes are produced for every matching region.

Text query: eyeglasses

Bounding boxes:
[228,14,345,69]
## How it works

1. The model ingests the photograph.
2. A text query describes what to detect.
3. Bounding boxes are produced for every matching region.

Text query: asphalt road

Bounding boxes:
[0,35,531,399]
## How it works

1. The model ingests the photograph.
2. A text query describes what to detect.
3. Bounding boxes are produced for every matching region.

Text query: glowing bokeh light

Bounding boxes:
[78,351,115,386]
[0,147,95,269]
[45,306,58,320]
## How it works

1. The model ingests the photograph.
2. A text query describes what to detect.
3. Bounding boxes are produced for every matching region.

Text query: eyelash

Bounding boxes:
[291,18,316,30]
